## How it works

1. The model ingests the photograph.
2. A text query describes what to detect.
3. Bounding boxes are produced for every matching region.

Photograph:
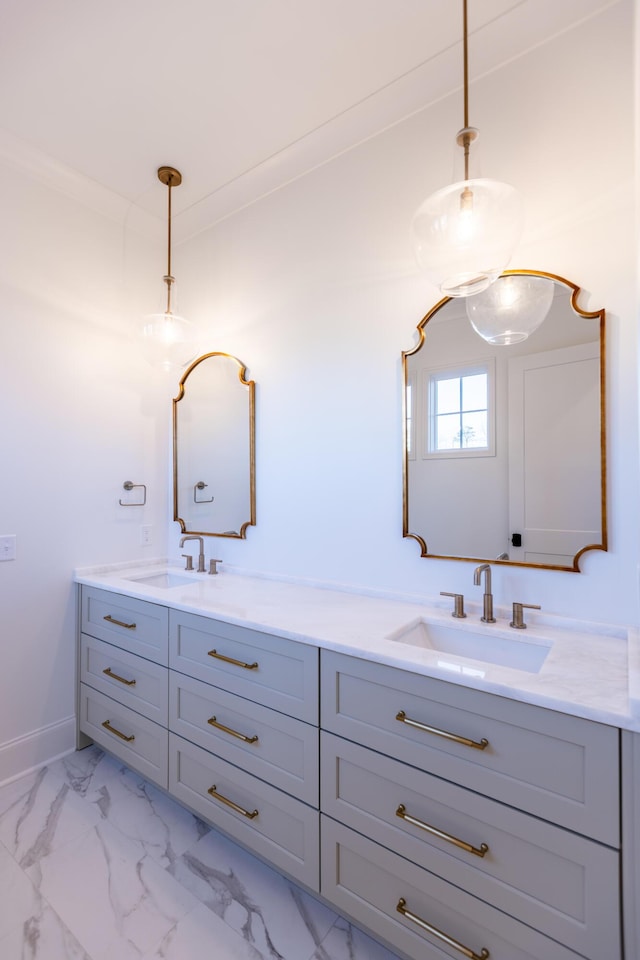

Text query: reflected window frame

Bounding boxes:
[423,358,496,460]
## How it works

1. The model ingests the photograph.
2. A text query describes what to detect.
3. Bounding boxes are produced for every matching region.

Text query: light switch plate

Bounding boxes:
[0,535,17,561]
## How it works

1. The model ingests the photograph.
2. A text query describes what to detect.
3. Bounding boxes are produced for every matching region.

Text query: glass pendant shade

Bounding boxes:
[466,273,555,346]
[139,308,197,373]
[411,177,524,298]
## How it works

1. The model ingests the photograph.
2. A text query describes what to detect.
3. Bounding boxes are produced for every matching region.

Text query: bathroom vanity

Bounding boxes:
[75,563,640,960]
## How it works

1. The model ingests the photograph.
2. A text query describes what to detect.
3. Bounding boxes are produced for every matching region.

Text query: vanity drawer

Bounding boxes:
[321,651,619,845]
[169,610,318,723]
[79,683,168,788]
[81,586,168,664]
[169,672,319,805]
[80,634,168,726]
[321,732,618,959]
[321,817,585,960]
[169,733,319,890]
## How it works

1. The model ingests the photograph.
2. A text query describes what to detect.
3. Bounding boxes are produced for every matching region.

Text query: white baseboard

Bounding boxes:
[0,716,77,788]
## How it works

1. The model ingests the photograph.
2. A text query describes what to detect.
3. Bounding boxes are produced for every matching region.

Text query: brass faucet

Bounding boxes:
[180,535,206,573]
[473,563,496,623]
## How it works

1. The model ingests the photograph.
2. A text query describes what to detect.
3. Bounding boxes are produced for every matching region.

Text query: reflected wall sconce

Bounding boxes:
[140,166,198,373]
[411,0,524,298]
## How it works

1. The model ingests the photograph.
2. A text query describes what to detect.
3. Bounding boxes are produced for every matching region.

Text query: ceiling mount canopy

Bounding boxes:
[139,165,197,373]
[411,0,524,299]
[157,165,182,188]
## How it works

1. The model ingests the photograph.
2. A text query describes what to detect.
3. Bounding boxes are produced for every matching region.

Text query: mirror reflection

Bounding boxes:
[173,352,255,538]
[403,271,606,571]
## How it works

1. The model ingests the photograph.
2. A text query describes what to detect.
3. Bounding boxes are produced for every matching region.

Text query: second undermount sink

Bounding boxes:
[389,619,552,674]
[126,572,200,589]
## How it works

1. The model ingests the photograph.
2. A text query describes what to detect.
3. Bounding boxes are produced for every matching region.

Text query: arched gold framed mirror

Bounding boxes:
[173,352,256,538]
[402,271,606,571]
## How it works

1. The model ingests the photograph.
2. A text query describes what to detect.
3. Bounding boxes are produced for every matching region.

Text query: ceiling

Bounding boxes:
[0,0,614,241]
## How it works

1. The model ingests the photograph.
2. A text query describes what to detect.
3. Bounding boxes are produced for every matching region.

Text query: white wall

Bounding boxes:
[0,1,636,782]
[175,1,638,624]
[0,166,172,780]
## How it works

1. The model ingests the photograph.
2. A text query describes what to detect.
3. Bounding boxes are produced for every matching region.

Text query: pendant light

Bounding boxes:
[466,273,554,345]
[140,166,197,373]
[411,0,524,298]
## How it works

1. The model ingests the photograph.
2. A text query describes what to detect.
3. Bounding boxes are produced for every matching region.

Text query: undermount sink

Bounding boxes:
[126,572,200,589]
[389,618,551,674]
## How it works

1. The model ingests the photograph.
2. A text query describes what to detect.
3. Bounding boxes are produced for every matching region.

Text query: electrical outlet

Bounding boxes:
[140,525,153,546]
[0,535,17,561]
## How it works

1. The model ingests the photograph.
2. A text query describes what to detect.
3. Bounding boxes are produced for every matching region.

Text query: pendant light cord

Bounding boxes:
[165,173,174,314]
[462,0,469,130]
[462,0,471,181]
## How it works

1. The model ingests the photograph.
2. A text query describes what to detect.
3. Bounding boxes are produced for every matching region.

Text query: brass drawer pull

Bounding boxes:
[103,667,137,687]
[207,649,259,670]
[396,804,488,858]
[396,898,489,960]
[101,720,135,743]
[396,710,488,751]
[207,785,258,819]
[208,716,259,744]
[103,614,136,630]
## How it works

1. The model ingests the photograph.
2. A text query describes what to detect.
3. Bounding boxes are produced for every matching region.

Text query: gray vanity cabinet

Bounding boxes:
[77,587,321,889]
[78,585,629,960]
[81,586,169,662]
[79,685,169,787]
[167,608,321,889]
[168,609,318,723]
[622,731,640,959]
[78,589,169,787]
[169,671,319,804]
[320,650,621,960]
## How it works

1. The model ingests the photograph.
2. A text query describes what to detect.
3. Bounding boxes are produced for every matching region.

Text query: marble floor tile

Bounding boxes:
[142,902,265,960]
[0,766,101,869]
[50,746,152,810]
[0,896,92,960]
[50,747,210,868]
[1,750,404,960]
[312,917,403,960]
[0,842,41,942]
[100,781,210,868]
[47,745,112,801]
[169,829,337,960]
[25,818,200,960]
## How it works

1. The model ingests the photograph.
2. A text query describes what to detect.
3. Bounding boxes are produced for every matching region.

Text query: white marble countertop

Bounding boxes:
[75,559,640,732]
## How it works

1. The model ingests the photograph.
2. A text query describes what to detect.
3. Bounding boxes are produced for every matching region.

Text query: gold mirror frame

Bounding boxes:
[402,270,607,571]
[173,352,256,538]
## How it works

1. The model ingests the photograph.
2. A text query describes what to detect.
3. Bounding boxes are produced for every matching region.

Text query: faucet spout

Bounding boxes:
[179,535,206,573]
[473,563,496,623]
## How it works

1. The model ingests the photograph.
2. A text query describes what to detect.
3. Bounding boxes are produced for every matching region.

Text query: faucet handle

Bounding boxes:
[440,591,467,619]
[209,558,222,575]
[510,602,541,629]
[182,554,194,572]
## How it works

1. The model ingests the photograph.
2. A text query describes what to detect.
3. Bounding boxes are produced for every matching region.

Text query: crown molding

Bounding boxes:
[0,128,160,240]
